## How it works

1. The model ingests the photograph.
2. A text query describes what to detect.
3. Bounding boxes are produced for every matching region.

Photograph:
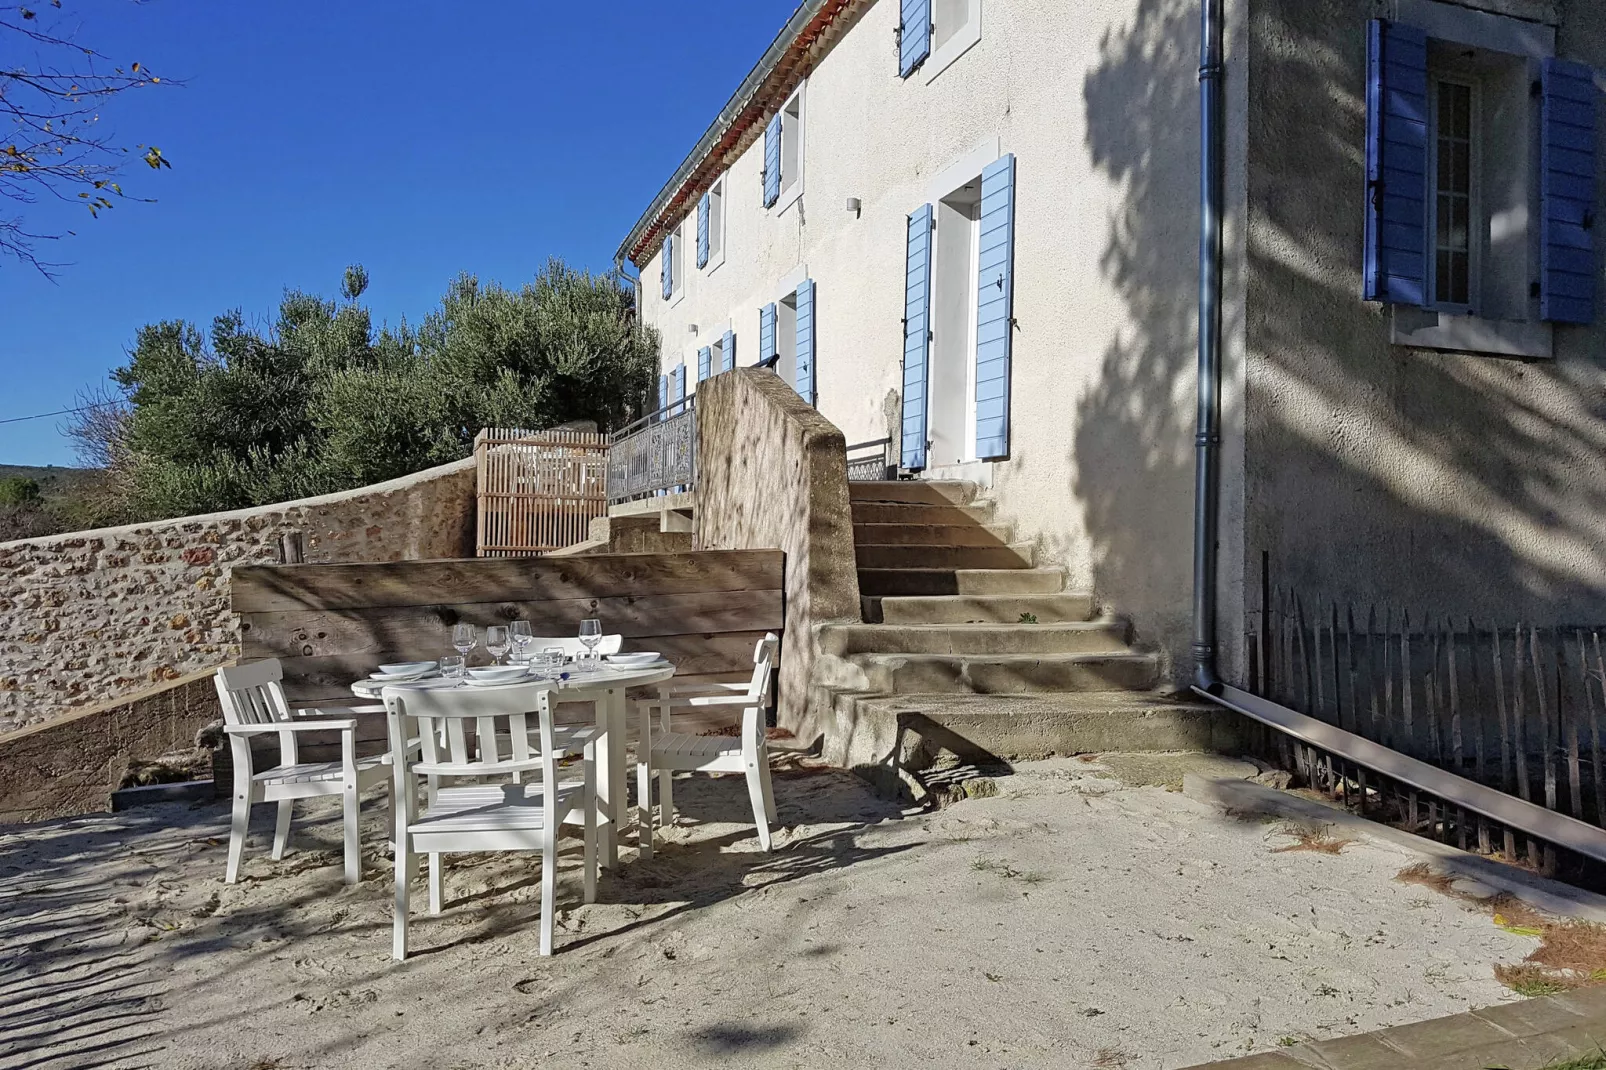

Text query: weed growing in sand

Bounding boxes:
[1017,612,1039,624]
[1393,864,1606,998]
[1269,823,1356,855]
[971,857,1048,884]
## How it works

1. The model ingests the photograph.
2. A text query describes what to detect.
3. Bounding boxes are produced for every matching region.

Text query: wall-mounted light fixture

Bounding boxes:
[846,197,862,218]
[688,324,699,335]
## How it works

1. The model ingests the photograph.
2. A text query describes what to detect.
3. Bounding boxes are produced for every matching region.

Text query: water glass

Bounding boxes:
[486,625,511,664]
[531,647,563,678]
[441,655,466,679]
[451,623,477,660]
[510,620,533,663]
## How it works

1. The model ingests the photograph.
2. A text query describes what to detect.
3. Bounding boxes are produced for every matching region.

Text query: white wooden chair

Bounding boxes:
[525,634,624,658]
[383,681,596,960]
[213,660,391,885]
[634,633,780,855]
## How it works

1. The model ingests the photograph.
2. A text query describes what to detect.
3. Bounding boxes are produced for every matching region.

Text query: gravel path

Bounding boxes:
[0,756,1534,1069]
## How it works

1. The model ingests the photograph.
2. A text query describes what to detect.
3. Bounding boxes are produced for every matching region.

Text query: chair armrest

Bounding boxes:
[662,683,748,695]
[224,718,358,735]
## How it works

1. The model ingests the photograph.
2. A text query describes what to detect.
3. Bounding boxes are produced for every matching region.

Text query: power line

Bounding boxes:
[0,404,95,426]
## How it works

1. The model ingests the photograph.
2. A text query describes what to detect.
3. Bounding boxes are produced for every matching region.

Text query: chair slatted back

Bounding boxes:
[214,660,294,726]
[527,634,623,657]
[383,682,558,784]
[214,659,301,766]
[741,633,781,747]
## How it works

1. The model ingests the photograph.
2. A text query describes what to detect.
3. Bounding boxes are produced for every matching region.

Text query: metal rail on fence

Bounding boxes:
[606,395,696,505]
[845,437,895,482]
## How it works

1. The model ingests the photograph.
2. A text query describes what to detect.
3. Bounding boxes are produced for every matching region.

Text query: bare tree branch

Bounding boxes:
[1,1,175,272]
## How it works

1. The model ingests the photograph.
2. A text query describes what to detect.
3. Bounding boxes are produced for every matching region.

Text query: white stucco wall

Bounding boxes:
[635,0,1250,681]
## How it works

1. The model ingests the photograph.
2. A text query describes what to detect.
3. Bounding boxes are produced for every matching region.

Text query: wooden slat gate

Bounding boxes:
[475,427,610,556]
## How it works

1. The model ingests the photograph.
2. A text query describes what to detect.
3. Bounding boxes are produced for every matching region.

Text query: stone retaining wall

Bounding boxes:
[0,458,477,734]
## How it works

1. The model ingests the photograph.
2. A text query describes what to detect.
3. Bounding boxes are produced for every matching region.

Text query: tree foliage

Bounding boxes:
[0,476,41,505]
[74,260,659,522]
[2,0,172,272]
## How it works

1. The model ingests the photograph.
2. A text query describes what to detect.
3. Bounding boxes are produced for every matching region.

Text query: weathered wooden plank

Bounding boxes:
[277,630,773,701]
[232,550,785,614]
[241,589,784,660]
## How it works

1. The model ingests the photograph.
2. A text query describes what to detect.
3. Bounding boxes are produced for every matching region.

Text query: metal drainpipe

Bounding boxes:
[1192,0,1226,694]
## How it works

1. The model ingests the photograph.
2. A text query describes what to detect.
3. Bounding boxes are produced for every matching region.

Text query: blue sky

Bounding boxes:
[0,0,795,467]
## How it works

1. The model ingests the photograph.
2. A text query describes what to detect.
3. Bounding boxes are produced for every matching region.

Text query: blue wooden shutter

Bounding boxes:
[763,115,782,208]
[975,155,1016,461]
[794,279,816,406]
[657,373,668,418]
[759,303,777,364]
[902,205,933,471]
[1363,20,1429,306]
[898,0,931,78]
[1541,58,1598,324]
[660,234,674,300]
[721,328,736,371]
[670,364,686,414]
[697,345,712,383]
[696,193,711,269]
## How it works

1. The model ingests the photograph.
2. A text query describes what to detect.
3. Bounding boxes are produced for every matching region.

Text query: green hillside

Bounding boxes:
[0,464,103,541]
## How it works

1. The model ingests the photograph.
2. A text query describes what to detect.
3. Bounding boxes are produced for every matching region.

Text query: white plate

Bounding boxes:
[605,652,662,666]
[464,675,535,687]
[369,670,431,682]
[379,660,436,675]
[466,667,529,682]
[605,659,669,672]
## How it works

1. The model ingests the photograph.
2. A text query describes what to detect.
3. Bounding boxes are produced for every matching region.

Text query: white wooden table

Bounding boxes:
[351,663,675,868]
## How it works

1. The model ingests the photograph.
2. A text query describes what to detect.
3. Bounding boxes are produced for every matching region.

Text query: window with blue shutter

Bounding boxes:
[902,205,933,471]
[661,234,674,300]
[696,193,711,269]
[759,303,777,365]
[898,0,931,78]
[763,115,782,208]
[975,155,1016,461]
[721,329,736,371]
[1541,58,1597,325]
[670,364,686,415]
[794,279,816,406]
[657,373,668,419]
[1363,20,1429,306]
[697,346,712,383]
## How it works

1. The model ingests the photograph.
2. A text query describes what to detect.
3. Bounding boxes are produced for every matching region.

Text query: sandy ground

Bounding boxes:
[0,754,1539,1070]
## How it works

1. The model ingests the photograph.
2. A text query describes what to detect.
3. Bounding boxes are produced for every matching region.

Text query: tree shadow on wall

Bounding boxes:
[1074,0,1606,686]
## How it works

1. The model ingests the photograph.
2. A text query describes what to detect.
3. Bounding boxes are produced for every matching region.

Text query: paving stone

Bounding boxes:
[1471,995,1589,1038]
[1297,1034,1413,1070]
[1362,1012,1512,1057]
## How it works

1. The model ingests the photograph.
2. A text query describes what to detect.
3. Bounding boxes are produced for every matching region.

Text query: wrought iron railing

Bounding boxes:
[606,396,697,505]
[845,437,895,482]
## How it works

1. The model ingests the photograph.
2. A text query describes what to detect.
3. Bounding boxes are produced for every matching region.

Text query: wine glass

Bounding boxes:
[486,626,511,665]
[451,623,477,662]
[510,620,533,664]
[578,618,602,669]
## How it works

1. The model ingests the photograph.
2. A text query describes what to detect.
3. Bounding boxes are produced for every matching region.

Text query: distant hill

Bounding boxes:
[0,464,104,541]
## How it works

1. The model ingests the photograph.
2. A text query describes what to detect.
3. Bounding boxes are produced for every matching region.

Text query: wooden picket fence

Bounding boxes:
[1247,558,1606,871]
[475,427,610,556]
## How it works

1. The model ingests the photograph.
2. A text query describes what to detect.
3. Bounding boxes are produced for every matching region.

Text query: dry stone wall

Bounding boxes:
[0,458,477,734]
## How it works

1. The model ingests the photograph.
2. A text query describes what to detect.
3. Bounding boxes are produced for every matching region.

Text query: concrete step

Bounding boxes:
[851,522,1015,547]
[850,501,995,525]
[854,542,1034,571]
[817,619,1131,656]
[857,567,1065,597]
[866,592,1096,624]
[847,480,978,506]
[826,691,1246,773]
[838,651,1160,695]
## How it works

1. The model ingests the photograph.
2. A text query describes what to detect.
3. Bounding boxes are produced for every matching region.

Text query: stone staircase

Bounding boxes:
[815,480,1242,798]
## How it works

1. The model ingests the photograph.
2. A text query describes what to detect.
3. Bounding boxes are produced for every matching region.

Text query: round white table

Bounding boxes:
[352,663,676,868]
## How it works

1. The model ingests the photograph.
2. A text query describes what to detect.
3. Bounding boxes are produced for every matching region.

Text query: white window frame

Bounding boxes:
[773,83,805,216]
[668,219,687,307]
[705,176,727,273]
[1425,72,1482,316]
[925,0,982,84]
